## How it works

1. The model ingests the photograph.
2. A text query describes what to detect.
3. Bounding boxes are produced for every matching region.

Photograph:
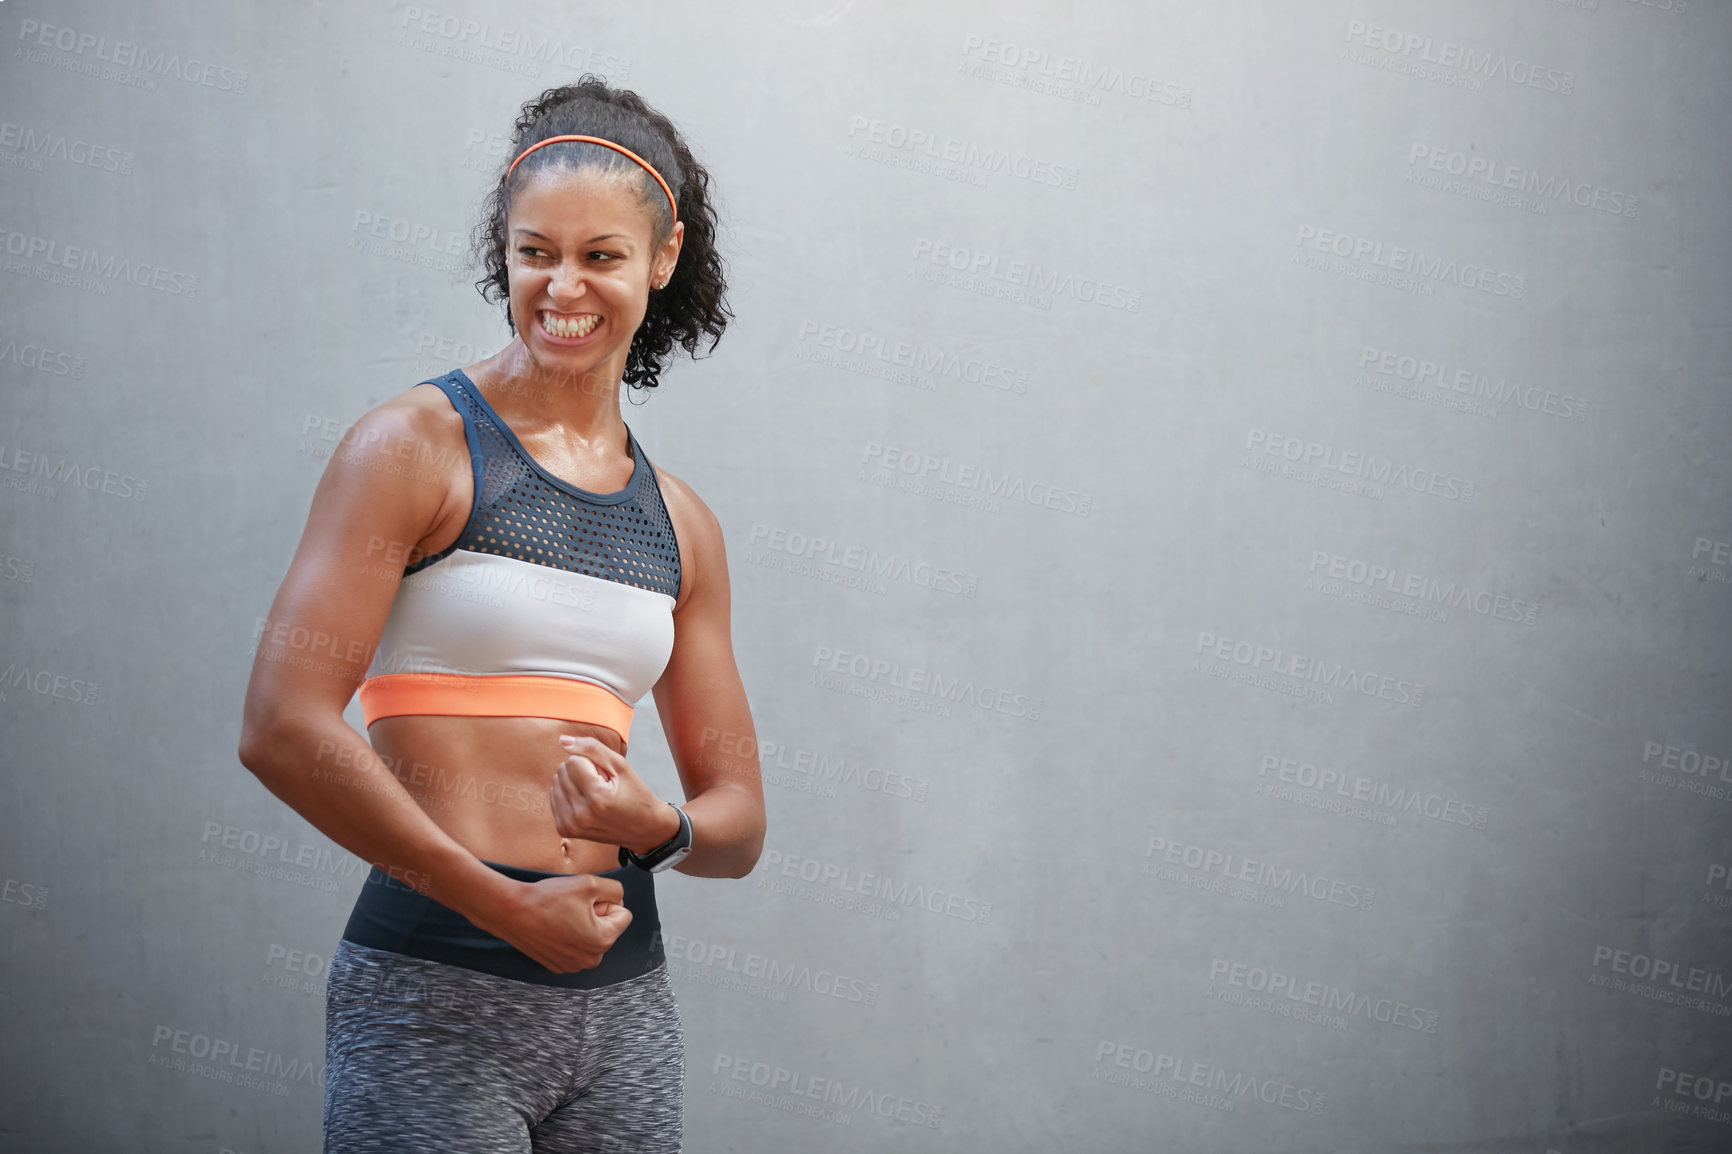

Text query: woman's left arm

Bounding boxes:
[547,476,765,876]
[646,477,765,878]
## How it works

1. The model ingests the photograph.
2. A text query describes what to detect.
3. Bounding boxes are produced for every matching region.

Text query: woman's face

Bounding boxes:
[505,166,681,386]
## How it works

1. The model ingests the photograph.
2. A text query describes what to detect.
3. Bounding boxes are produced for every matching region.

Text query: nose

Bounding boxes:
[546,259,588,307]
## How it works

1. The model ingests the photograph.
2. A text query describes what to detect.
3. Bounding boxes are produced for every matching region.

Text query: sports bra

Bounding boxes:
[354,369,682,744]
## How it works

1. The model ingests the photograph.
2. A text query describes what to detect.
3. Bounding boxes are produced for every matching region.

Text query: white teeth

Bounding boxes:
[540,311,599,339]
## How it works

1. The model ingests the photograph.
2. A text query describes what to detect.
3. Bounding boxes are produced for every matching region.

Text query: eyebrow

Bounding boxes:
[512,228,632,244]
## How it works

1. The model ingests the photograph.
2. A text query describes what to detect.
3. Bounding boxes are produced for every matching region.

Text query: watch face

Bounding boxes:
[633,806,692,872]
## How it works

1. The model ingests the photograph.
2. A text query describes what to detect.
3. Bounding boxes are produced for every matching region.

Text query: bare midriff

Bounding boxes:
[367,713,631,876]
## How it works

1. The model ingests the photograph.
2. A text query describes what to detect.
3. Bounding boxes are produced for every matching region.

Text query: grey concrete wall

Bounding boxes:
[2,0,1729,1151]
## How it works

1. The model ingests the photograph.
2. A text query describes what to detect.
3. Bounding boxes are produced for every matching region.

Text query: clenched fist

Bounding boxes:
[550,734,681,855]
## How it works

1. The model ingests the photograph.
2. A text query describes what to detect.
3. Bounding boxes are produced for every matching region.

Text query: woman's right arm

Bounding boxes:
[235,396,628,972]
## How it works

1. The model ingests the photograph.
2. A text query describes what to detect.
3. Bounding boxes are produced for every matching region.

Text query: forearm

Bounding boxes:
[238,713,518,924]
[670,782,764,878]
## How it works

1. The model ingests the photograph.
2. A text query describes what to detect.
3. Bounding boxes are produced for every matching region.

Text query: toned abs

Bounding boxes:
[361,374,684,876]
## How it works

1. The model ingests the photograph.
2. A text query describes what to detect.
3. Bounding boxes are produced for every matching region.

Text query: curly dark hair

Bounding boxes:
[471,76,730,392]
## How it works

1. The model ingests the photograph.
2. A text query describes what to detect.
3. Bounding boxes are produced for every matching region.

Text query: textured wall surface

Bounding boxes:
[3,1,1730,1151]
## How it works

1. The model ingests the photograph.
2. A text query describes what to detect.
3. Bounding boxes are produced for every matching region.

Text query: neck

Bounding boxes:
[480,337,629,443]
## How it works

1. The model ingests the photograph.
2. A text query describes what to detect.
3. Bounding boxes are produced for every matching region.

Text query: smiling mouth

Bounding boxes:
[539,310,600,339]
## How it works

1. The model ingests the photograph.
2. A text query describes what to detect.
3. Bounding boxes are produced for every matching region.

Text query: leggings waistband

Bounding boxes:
[340,859,663,990]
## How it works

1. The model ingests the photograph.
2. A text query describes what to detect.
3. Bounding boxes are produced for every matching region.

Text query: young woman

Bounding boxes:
[238,77,764,1152]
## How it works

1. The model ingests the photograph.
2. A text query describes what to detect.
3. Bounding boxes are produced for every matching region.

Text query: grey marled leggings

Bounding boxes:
[322,939,685,1152]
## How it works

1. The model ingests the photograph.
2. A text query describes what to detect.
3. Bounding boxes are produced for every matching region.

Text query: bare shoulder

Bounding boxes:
[325,381,469,500]
[651,465,717,530]
[305,380,471,564]
[650,465,729,613]
[348,380,464,448]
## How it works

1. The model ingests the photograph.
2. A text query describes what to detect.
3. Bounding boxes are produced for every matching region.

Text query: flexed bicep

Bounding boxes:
[240,387,470,757]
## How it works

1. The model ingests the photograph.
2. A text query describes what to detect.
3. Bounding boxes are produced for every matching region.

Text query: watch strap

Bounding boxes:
[618,803,691,872]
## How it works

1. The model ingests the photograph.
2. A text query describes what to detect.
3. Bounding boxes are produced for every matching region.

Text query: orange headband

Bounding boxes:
[504,134,678,225]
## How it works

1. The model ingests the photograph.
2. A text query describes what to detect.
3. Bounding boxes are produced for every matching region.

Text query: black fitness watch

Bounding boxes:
[618,803,692,872]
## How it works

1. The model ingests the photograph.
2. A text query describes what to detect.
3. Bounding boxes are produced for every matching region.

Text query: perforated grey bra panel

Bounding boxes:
[405,373,682,600]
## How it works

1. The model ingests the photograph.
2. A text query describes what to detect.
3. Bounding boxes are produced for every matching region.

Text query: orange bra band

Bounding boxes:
[505,134,678,225]
[356,673,634,742]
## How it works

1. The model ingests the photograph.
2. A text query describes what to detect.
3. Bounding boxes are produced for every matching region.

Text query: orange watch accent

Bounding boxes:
[356,673,633,742]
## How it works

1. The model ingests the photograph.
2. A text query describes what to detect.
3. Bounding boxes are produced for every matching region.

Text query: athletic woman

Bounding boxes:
[237,77,763,1152]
